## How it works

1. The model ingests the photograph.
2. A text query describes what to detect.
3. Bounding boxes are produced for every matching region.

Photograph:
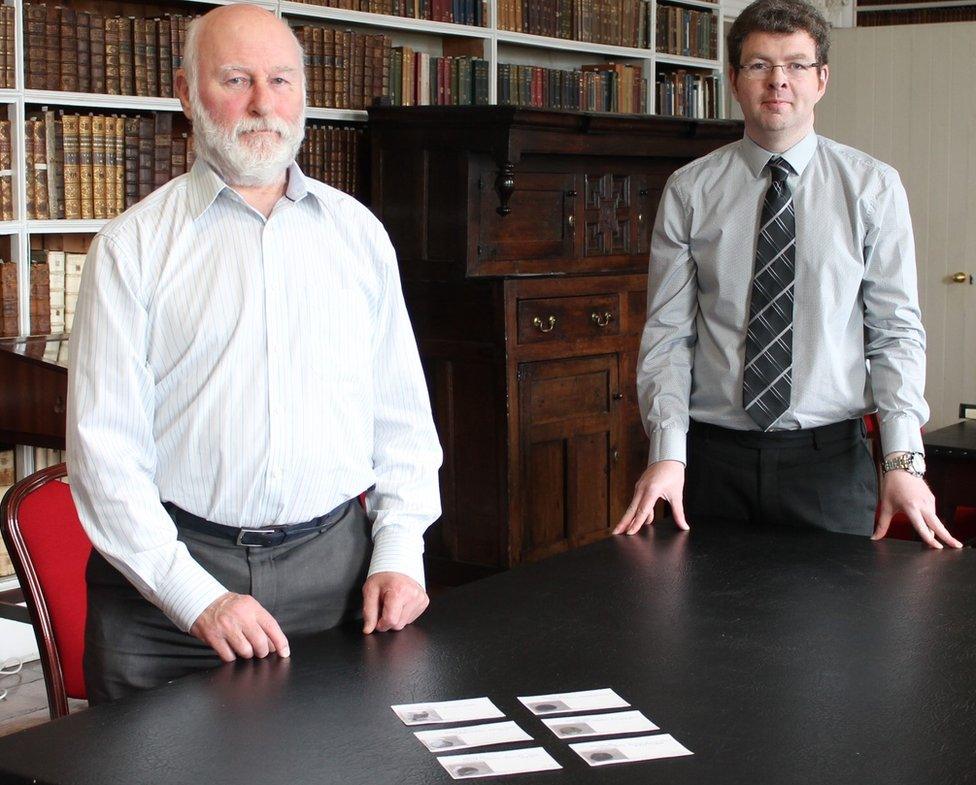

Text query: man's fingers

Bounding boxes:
[669,494,689,531]
[401,593,430,627]
[871,507,892,540]
[921,509,962,549]
[613,498,642,534]
[627,503,654,534]
[377,590,407,632]
[229,629,256,659]
[211,638,236,663]
[362,583,381,634]
[259,614,291,658]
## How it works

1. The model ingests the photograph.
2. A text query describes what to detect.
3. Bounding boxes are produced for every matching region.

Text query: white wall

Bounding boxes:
[816,23,976,429]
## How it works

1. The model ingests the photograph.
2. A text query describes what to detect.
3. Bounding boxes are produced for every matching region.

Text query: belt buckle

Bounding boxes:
[235,527,286,547]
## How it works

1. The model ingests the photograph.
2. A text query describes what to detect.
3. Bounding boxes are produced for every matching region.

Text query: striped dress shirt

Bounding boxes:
[67,159,443,632]
[639,131,928,465]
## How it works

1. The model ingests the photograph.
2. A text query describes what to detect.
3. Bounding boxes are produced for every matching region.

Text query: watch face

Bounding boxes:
[910,453,926,474]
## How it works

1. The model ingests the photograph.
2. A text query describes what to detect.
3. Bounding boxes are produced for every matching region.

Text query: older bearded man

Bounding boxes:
[66,3,442,704]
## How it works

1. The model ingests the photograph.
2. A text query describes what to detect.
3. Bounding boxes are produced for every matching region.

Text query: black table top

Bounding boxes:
[923,420,976,458]
[1,523,974,785]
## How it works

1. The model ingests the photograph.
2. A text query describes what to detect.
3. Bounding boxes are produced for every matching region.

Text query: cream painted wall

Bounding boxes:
[816,22,976,429]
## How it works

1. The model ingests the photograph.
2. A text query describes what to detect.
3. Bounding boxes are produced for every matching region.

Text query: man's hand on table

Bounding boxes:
[872,470,962,549]
[362,571,429,634]
[190,592,290,662]
[613,460,689,535]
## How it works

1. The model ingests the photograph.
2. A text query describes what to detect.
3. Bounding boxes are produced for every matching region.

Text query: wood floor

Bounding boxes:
[0,660,87,737]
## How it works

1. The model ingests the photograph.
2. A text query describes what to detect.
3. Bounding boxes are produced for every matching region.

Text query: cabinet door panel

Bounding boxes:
[518,354,620,562]
[478,172,576,262]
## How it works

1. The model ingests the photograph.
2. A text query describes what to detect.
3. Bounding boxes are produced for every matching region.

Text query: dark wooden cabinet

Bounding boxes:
[368,106,742,581]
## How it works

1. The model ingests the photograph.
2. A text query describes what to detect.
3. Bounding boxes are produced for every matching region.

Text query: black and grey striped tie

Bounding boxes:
[743,156,795,431]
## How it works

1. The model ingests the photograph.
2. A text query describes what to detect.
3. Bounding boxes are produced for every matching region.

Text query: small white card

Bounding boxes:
[569,733,693,766]
[392,697,504,726]
[542,710,659,739]
[518,688,630,715]
[414,721,532,752]
[437,747,562,779]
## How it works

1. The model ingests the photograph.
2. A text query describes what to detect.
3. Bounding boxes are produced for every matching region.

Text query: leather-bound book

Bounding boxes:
[25,3,46,89]
[124,116,140,209]
[145,18,158,97]
[104,116,116,217]
[0,120,12,220]
[30,257,51,336]
[153,112,172,189]
[47,250,66,334]
[52,111,66,218]
[120,17,135,95]
[323,29,337,107]
[338,30,352,109]
[171,133,186,179]
[43,4,60,90]
[91,114,107,219]
[311,27,324,107]
[3,6,14,88]
[0,261,19,337]
[105,17,120,94]
[76,11,91,93]
[137,115,154,198]
[133,17,148,96]
[351,32,365,109]
[114,116,126,214]
[61,114,81,219]
[31,115,49,220]
[59,6,79,92]
[78,114,94,219]
[25,119,35,218]
[90,14,106,93]
[158,18,173,97]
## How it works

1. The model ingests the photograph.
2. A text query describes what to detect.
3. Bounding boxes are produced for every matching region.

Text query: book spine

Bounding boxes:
[91,15,106,94]
[104,115,117,217]
[133,18,148,96]
[47,251,66,335]
[0,261,20,337]
[137,116,154,199]
[59,7,79,92]
[92,114,107,219]
[0,120,11,220]
[145,19,159,97]
[158,18,173,97]
[78,114,94,219]
[42,4,59,91]
[120,18,135,95]
[31,116,50,220]
[105,18,121,95]
[62,114,81,219]
[25,4,47,90]
[114,116,126,215]
[77,11,92,93]
[30,259,51,335]
[153,113,172,189]
[124,117,140,210]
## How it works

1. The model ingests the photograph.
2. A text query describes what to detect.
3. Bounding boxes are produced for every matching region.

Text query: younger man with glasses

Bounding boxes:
[615,0,959,548]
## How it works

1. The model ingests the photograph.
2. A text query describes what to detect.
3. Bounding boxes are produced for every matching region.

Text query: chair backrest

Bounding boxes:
[0,463,91,718]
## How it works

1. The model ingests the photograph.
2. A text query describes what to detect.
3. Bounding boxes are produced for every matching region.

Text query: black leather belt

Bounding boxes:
[164,499,354,548]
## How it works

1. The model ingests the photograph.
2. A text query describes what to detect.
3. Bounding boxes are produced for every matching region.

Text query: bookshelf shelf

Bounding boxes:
[657,0,721,10]
[23,91,184,112]
[25,220,108,234]
[0,90,18,104]
[496,31,652,59]
[280,2,492,37]
[0,223,21,235]
[656,53,722,69]
[305,107,369,121]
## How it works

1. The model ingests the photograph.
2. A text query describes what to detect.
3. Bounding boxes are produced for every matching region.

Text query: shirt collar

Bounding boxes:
[185,158,320,220]
[740,131,818,179]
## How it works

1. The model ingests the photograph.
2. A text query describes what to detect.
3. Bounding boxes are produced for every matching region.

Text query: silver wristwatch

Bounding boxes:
[881,451,926,478]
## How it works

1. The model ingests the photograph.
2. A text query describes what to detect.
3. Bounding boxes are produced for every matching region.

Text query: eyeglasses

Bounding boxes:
[738,62,821,80]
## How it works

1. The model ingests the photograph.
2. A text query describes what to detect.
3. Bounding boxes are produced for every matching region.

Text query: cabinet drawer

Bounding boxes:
[517,294,621,345]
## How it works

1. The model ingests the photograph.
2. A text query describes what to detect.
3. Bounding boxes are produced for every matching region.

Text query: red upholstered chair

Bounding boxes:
[0,463,91,718]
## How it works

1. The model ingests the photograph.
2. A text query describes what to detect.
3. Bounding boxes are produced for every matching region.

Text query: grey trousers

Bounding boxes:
[684,418,878,535]
[83,500,371,705]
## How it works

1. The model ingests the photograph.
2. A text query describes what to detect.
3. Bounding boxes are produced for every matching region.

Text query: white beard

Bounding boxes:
[189,88,306,187]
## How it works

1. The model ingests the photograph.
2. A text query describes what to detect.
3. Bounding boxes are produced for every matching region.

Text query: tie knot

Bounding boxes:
[768,157,791,183]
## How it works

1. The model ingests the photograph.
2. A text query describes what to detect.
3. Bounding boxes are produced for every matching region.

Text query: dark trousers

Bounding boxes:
[83,500,371,705]
[684,418,878,535]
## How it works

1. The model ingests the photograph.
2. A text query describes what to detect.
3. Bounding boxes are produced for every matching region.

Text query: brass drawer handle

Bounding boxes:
[532,315,557,333]
[591,311,614,328]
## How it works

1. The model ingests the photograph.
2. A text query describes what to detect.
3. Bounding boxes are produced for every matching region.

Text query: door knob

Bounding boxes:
[951,272,970,283]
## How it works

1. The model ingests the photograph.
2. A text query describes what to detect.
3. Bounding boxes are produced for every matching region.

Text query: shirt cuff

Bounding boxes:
[367,523,427,589]
[154,555,230,633]
[647,428,687,466]
[879,416,925,457]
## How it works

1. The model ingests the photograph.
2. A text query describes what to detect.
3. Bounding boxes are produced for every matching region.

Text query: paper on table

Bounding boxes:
[569,733,693,766]
[517,688,629,715]
[392,697,504,726]
[437,747,562,779]
[414,721,532,753]
[541,710,659,739]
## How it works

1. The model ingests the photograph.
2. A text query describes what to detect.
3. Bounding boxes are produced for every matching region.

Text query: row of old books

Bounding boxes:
[498,62,647,114]
[0,6,14,88]
[656,70,720,119]
[0,121,13,221]
[296,125,365,197]
[25,110,194,221]
[857,6,976,25]
[0,259,17,336]
[26,249,86,335]
[391,49,490,106]
[290,0,489,26]
[498,0,646,48]
[656,3,718,60]
[24,3,193,97]
[294,25,392,109]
